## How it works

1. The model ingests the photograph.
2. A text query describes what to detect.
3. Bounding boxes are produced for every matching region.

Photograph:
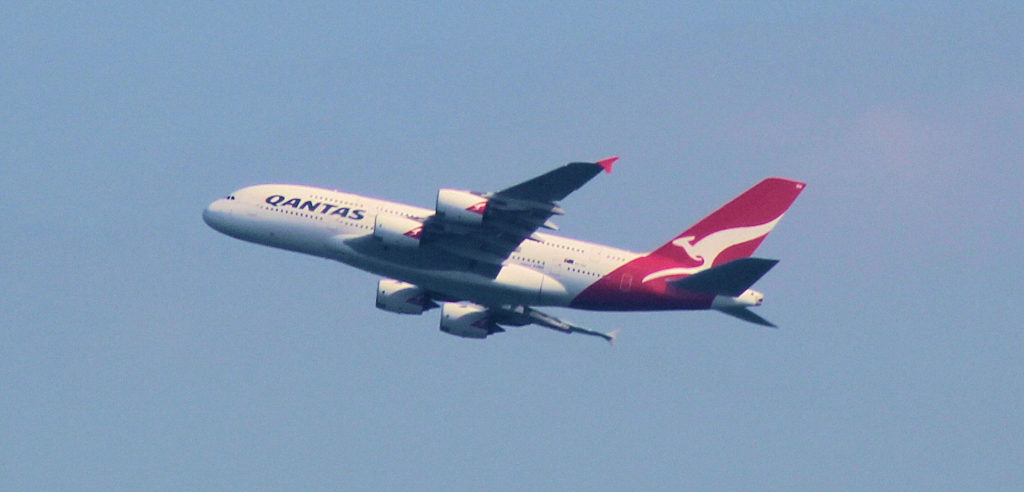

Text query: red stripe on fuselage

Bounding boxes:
[569,255,715,311]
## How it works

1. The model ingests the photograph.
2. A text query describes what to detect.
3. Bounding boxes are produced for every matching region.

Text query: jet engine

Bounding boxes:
[439,302,504,339]
[436,189,488,225]
[373,214,423,248]
[375,279,437,315]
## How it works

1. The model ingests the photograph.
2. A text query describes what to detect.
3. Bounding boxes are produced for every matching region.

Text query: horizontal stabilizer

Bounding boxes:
[667,257,778,297]
[718,307,777,328]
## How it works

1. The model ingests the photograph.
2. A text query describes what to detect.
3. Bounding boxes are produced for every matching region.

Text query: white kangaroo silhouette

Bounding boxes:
[641,216,782,284]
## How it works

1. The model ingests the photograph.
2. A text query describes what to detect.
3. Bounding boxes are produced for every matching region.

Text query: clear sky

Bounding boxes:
[2,3,1022,490]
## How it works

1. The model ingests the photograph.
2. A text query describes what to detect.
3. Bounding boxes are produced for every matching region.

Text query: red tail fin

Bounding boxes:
[570,178,804,311]
[643,178,805,281]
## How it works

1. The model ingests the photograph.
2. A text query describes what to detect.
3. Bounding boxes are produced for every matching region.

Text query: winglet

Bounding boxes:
[595,156,618,174]
[606,329,620,345]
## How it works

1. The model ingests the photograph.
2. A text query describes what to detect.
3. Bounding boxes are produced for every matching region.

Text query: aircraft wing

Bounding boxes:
[421,157,617,276]
[495,158,616,202]
[490,305,618,343]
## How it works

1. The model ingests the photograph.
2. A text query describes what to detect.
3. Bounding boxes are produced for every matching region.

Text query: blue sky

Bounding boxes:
[2,3,1022,490]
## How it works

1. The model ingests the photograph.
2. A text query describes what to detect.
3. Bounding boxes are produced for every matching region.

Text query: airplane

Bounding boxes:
[203,157,805,343]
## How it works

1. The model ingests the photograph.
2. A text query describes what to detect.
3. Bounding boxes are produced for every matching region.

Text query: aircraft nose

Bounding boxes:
[203,199,232,232]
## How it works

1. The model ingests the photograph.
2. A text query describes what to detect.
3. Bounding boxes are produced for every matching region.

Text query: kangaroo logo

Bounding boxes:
[641,216,783,284]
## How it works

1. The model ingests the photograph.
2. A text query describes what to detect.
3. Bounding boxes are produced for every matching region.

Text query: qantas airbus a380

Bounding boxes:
[203,158,805,343]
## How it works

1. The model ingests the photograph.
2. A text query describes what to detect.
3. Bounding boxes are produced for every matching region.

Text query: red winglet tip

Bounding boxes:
[596,156,618,174]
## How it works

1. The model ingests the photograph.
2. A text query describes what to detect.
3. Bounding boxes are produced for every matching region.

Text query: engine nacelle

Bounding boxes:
[373,214,423,248]
[436,189,488,225]
[439,302,504,339]
[375,279,436,315]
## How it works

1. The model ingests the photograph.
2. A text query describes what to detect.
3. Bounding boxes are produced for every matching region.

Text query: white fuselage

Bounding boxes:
[203,184,641,308]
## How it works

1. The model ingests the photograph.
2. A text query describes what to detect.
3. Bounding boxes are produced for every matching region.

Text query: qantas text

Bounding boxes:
[265,195,366,220]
